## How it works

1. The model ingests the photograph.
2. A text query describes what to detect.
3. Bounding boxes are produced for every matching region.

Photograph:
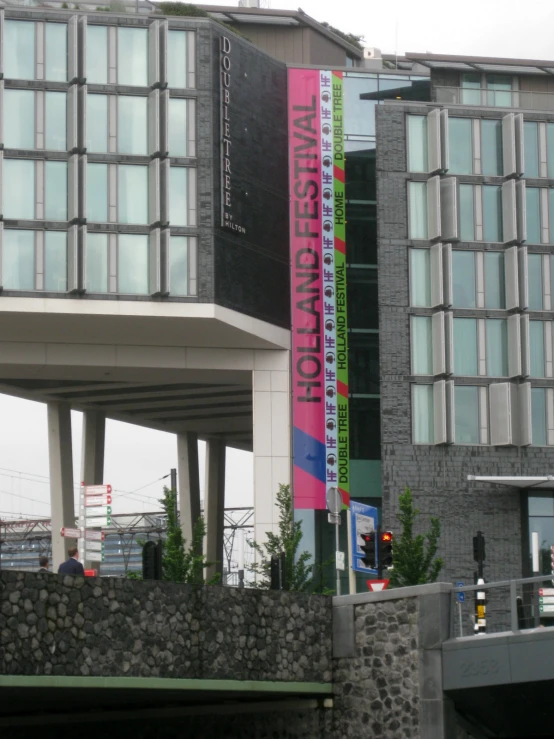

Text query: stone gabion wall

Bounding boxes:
[333,596,420,739]
[0,571,332,682]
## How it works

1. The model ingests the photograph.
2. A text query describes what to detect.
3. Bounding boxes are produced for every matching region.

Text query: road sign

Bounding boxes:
[328,513,341,525]
[366,579,389,592]
[457,582,465,603]
[84,530,105,542]
[84,495,112,507]
[350,500,378,574]
[84,505,112,518]
[539,604,554,613]
[336,551,345,571]
[539,588,554,596]
[60,527,81,538]
[85,551,105,562]
[83,485,112,496]
[84,569,98,577]
[326,486,342,516]
[85,516,111,528]
[85,540,104,552]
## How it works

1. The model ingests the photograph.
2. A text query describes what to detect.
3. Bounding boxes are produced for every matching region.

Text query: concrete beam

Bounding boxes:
[177,432,201,550]
[205,439,225,581]
[47,403,76,570]
[81,411,105,486]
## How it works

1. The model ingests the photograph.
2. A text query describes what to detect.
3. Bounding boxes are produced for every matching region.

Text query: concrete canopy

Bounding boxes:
[467,475,554,490]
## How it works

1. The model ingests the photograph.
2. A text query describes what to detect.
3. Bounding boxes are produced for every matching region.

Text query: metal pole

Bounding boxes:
[458,600,463,638]
[170,467,178,521]
[346,509,356,595]
[335,520,341,597]
[532,531,540,627]
[377,524,382,580]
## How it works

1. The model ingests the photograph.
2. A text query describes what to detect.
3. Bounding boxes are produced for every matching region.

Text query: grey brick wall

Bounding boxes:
[376,102,554,587]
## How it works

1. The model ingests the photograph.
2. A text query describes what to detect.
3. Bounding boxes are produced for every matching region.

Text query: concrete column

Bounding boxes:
[48,403,76,570]
[176,432,201,549]
[81,411,105,485]
[204,439,225,580]
[252,350,291,545]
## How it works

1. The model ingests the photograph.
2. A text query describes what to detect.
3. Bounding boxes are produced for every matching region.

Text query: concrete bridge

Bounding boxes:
[1,571,554,738]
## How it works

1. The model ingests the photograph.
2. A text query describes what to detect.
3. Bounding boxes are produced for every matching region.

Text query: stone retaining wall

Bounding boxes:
[0,571,332,682]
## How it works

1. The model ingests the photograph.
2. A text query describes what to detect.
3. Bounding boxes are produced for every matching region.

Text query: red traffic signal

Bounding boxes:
[360,531,377,569]
[381,531,393,543]
[379,531,394,567]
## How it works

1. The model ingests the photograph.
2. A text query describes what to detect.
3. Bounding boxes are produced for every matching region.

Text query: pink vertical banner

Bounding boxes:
[288,69,326,509]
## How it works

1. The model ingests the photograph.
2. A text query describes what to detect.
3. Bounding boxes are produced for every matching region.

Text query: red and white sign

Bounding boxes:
[84,495,112,507]
[60,527,81,539]
[82,484,112,496]
[84,529,105,542]
[366,579,390,592]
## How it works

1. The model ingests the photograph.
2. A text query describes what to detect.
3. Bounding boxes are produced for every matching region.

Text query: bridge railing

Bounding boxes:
[450,574,554,638]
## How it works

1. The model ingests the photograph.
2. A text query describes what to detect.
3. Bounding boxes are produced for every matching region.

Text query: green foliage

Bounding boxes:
[159,485,220,585]
[388,487,444,588]
[126,571,142,580]
[247,483,332,594]
[156,2,208,17]
[320,21,364,50]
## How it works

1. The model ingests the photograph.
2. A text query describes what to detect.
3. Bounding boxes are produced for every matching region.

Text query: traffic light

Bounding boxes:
[143,540,163,580]
[380,531,394,568]
[360,532,377,569]
[473,531,486,564]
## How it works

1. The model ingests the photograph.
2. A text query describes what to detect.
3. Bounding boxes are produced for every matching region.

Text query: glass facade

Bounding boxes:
[413,385,433,444]
[454,386,479,443]
[453,318,478,375]
[452,250,476,308]
[449,118,472,174]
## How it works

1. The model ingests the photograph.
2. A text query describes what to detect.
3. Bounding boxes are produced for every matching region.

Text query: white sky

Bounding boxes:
[1,0,551,521]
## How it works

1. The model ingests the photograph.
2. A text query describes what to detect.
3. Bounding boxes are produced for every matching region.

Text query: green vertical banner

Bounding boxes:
[332,71,350,507]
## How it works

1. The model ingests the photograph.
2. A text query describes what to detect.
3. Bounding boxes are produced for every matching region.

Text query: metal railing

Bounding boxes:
[451,574,554,638]
[435,86,554,112]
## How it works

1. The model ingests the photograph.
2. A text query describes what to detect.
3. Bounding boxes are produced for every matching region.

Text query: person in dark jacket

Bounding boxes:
[58,547,85,576]
[38,555,51,573]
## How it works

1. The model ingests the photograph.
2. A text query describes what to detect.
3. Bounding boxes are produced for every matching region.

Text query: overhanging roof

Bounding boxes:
[405,52,554,77]
[468,475,554,489]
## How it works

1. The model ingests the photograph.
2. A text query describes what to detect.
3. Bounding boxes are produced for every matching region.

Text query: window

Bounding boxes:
[346,203,376,265]
[349,333,379,395]
[486,75,512,107]
[86,233,108,293]
[118,234,148,294]
[87,25,108,84]
[481,120,502,176]
[486,319,508,377]
[548,123,554,180]
[484,252,505,309]
[44,232,67,291]
[87,95,108,153]
[45,23,67,82]
[453,318,478,375]
[449,118,472,175]
[87,164,108,223]
[4,90,35,149]
[413,385,434,444]
[411,316,433,375]
[528,254,543,310]
[169,168,188,226]
[4,159,34,219]
[408,182,427,239]
[170,236,190,296]
[168,31,188,89]
[455,386,479,443]
[4,21,35,80]
[348,271,378,330]
[343,76,378,137]
[524,122,539,178]
[119,165,148,224]
[45,92,67,151]
[118,28,148,86]
[526,188,541,244]
[530,321,545,377]
[452,250,476,308]
[459,184,475,241]
[169,99,189,157]
[2,230,34,289]
[461,73,480,105]
[118,96,148,155]
[531,388,547,446]
[407,115,428,172]
[350,397,381,458]
[483,185,502,242]
[45,162,67,220]
[409,248,431,306]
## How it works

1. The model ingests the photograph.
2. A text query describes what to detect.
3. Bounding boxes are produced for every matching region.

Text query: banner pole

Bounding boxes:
[347,509,356,594]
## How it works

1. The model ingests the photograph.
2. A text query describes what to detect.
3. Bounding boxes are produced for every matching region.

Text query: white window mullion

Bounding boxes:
[473,119,481,175]
[36,90,44,150]
[541,188,549,244]
[543,253,551,311]
[36,21,44,81]
[108,26,117,85]
[108,233,117,293]
[35,160,44,221]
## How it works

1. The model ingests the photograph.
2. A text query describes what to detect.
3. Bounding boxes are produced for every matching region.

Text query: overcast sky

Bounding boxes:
[1,0,550,522]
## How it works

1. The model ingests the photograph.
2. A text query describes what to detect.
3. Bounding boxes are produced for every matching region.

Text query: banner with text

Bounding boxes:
[288,68,350,510]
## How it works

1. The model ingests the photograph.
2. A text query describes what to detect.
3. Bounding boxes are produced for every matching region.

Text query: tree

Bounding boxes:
[158,485,219,585]
[155,3,208,17]
[247,483,331,593]
[388,487,443,588]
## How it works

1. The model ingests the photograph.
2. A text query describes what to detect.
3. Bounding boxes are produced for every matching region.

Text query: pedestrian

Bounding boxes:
[37,555,51,573]
[57,546,85,576]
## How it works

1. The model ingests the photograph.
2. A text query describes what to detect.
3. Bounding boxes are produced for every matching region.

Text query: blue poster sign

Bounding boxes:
[350,500,378,574]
